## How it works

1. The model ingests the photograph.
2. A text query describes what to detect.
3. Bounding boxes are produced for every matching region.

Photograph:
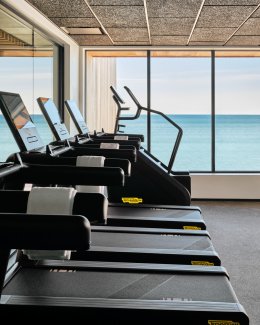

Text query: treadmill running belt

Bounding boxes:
[108,207,201,220]
[91,232,212,251]
[107,207,205,229]
[3,268,236,302]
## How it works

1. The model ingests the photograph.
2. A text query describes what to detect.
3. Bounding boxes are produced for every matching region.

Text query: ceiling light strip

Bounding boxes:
[143,0,151,45]
[84,0,114,45]
[223,3,260,45]
[187,0,206,45]
[81,45,260,51]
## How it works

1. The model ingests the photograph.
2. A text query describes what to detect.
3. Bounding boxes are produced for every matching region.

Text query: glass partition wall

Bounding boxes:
[0,5,61,161]
[87,50,260,173]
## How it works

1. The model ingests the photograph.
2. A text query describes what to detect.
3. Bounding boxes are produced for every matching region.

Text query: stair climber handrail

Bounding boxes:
[123,86,183,174]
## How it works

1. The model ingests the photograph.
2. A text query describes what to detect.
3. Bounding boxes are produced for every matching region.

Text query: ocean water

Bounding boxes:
[1,114,260,171]
[120,114,260,171]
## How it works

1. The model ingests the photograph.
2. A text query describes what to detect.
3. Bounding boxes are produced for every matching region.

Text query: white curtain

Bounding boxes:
[86,54,117,133]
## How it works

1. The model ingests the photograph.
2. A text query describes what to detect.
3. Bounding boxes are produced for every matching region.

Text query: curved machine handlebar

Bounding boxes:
[110,86,125,104]
[112,86,183,173]
[124,86,141,107]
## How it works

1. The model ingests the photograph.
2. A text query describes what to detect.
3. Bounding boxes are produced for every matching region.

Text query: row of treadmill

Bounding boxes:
[0,89,249,323]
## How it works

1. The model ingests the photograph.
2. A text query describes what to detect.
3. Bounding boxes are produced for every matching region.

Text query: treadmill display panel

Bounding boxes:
[0,92,44,151]
[65,100,89,134]
[1,93,34,129]
[38,97,61,125]
[37,97,70,141]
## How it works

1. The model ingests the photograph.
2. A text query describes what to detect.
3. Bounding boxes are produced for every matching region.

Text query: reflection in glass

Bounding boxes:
[1,94,32,129]
[0,5,58,160]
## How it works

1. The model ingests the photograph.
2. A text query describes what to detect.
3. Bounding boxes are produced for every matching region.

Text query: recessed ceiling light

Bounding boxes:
[61,27,103,35]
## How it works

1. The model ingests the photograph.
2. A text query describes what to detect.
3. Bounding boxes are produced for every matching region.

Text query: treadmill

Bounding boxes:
[0,155,220,269]
[0,91,206,231]
[38,97,141,150]
[0,189,220,266]
[0,156,221,269]
[0,212,249,323]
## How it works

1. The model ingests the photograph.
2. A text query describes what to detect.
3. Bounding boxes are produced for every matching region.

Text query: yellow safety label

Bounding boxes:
[183,226,202,230]
[208,321,240,325]
[191,261,214,266]
[122,197,143,204]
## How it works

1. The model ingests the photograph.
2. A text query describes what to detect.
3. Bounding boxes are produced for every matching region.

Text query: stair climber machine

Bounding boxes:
[109,85,191,206]
[0,91,206,231]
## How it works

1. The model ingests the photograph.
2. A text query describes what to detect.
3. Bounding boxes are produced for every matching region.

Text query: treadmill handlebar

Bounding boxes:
[8,152,130,178]
[68,146,137,163]
[0,164,22,179]
[80,138,141,148]
[5,163,125,186]
[0,213,91,250]
[105,158,131,177]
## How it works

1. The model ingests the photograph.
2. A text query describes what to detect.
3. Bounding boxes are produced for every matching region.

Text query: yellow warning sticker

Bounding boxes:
[183,226,202,230]
[208,321,240,325]
[122,197,143,204]
[191,261,214,266]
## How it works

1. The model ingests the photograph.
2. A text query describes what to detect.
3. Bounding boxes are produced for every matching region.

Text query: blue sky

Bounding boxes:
[117,57,260,115]
[1,55,260,116]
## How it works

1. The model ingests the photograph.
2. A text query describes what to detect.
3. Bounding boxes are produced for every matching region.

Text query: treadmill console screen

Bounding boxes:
[1,93,34,129]
[65,100,89,135]
[37,97,70,141]
[38,97,61,125]
[0,92,44,151]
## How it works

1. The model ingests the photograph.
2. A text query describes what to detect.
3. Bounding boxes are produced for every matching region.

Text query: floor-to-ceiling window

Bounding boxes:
[151,51,211,171]
[0,5,62,160]
[116,53,147,149]
[86,50,260,173]
[215,52,260,171]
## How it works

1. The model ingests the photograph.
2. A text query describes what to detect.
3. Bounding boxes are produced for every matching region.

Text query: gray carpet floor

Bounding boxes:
[194,200,260,325]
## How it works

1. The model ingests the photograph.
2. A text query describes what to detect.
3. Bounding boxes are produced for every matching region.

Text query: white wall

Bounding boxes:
[64,43,80,135]
[2,0,80,134]
[191,174,260,199]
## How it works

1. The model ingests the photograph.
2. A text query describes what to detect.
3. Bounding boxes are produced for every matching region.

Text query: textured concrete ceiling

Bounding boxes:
[26,0,260,47]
